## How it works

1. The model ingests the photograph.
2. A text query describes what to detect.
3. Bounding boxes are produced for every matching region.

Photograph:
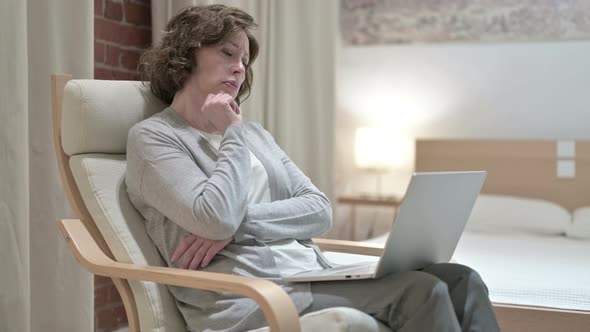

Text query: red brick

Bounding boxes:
[122,25,151,48]
[94,0,103,16]
[105,0,123,21]
[94,41,105,63]
[120,49,141,71]
[116,306,128,322]
[95,17,119,43]
[95,67,114,80]
[96,18,151,47]
[94,285,109,306]
[124,1,151,26]
[96,304,127,330]
[113,70,139,80]
[94,275,113,286]
[106,44,120,66]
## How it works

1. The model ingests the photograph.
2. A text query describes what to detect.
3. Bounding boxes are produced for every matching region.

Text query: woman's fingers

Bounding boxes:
[174,235,234,269]
[189,243,210,270]
[180,237,204,269]
[171,234,197,262]
[229,98,240,115]
[201,236,234,267]
[201,246,217,268]
[200,93,243,133]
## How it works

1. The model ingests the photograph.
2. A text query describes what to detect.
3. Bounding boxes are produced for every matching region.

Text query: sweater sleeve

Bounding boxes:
[130,123,250,240]
[234,125,332,242]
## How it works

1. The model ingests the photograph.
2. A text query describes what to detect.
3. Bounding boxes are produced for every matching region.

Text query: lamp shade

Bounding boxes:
[354,127,398,170]
[355,127,414,171]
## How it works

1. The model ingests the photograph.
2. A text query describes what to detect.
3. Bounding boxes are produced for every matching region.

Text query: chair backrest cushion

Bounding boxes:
[62,79,185,331]
[62,79,165,156]
[69,154,185,331]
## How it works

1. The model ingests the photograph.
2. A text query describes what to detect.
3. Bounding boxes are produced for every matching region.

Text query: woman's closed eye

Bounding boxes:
[222,49,248,67]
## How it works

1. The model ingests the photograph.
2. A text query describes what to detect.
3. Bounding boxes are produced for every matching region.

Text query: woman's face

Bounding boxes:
[189,30,250,100]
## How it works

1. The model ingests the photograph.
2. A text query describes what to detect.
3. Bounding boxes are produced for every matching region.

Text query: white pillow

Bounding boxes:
[466,194,571,235]
[567,207,590,239]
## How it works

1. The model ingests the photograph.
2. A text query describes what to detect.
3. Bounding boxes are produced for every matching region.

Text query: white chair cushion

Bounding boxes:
[249,307,391,332]
[69,154,185,332]
[62,79,165,156]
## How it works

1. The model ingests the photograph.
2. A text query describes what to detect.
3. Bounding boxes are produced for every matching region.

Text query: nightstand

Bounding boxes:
[337,195,402,241]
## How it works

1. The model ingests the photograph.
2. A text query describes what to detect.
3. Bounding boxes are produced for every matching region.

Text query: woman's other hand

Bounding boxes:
[201,93,243,133]
[171,233,233,269]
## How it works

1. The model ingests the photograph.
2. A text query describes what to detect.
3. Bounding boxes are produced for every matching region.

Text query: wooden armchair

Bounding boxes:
[51,74,389,331]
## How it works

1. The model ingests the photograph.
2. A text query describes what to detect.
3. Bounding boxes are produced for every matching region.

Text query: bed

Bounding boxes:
[412,139,590,332]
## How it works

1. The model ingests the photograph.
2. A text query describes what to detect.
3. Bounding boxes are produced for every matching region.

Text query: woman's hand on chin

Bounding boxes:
[171,233,234,269]
[200,92,243,133]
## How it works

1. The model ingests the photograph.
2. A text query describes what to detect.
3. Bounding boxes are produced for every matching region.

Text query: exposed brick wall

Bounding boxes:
[94,0,151,330]
[94,275,128,331]
[95,0,151,81]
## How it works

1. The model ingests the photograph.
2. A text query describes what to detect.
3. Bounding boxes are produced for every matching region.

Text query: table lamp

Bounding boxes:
[354,127,398,197]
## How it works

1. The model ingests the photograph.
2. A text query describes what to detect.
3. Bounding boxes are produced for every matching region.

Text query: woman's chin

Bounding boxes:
[220,83,239,97]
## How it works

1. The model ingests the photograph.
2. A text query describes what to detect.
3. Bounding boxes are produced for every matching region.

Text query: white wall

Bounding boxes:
[337,40,590,192]
[333,40,590,239]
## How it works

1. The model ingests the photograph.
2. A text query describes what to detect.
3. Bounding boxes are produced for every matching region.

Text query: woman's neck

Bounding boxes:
[170,87,216,133]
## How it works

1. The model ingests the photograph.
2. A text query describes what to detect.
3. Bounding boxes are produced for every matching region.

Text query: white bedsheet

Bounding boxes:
[453,231,590,311]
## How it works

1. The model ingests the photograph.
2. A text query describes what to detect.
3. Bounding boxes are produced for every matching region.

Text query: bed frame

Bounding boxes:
[415,139,590,332]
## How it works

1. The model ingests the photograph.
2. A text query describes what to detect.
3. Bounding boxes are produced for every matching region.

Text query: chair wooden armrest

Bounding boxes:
[59,219,300,332]
[313,238,459,264]
[312,238,385,256]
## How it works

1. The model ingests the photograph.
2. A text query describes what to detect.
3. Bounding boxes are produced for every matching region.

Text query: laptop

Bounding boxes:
[283,171,486,282]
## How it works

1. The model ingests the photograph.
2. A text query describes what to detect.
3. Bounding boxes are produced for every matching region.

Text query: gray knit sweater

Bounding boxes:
[125,107,333,331]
